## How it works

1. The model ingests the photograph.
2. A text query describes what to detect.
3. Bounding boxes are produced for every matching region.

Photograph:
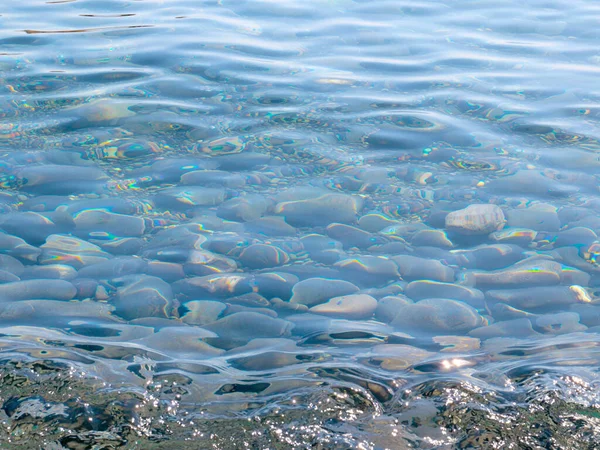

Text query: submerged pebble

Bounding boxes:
[405,280,485,308]
[445,204,505,235]
[460,259,563,288]
[309,294,378,320]
[238,243,290,269]
[374,295,413,323]
[0,279,77,301]
[181,300,227,326]
[204,312,293,339]
[111,275,176,320]
[275,193,363,227]
[391,255,454,282]
[534,312,586,334]
[290,277,359,307]
[391,298,486,334]
[485,285,591,310]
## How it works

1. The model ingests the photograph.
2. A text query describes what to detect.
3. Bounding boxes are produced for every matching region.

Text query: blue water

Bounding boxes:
[1,0,600,448]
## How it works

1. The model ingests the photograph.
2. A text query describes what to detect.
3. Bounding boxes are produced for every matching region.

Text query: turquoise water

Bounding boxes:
[1,0,600,448]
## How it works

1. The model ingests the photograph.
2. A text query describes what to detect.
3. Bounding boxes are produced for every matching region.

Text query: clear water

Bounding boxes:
[1,0,600,448]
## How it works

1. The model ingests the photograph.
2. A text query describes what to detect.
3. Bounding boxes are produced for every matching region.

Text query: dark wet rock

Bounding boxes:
[326,223,385,249]
[374,295,413,323]
[405,280,485,308]
[469,318,539,339]
[217,195,272,222]
[111,275,176,321]
[485,285,591,310]
[245,273,295,302]
[391,255,454,282]
[204,312,293,339]
[534,312,586,334]
[244,216,297,237]
[506,203,560,232]
[391,299,485,334]
[445,204,506,235]
[0,279,77,301]
[181,300,227,326]
[451,244,524,271]
[411,229,454,248]
[460,259,562,288]
[20,264,77,280]
[290,278,359,307]
[238,244,290,269]
[309,294,378,320]
[275,193,363,227]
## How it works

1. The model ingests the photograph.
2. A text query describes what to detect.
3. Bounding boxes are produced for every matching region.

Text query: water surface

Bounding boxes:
[1,0,600,448]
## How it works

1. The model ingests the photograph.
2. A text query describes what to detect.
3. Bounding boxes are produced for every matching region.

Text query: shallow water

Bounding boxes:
[1,0,600,448]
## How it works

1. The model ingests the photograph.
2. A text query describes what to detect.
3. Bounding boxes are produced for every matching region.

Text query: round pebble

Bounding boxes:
[445,204,506,235]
